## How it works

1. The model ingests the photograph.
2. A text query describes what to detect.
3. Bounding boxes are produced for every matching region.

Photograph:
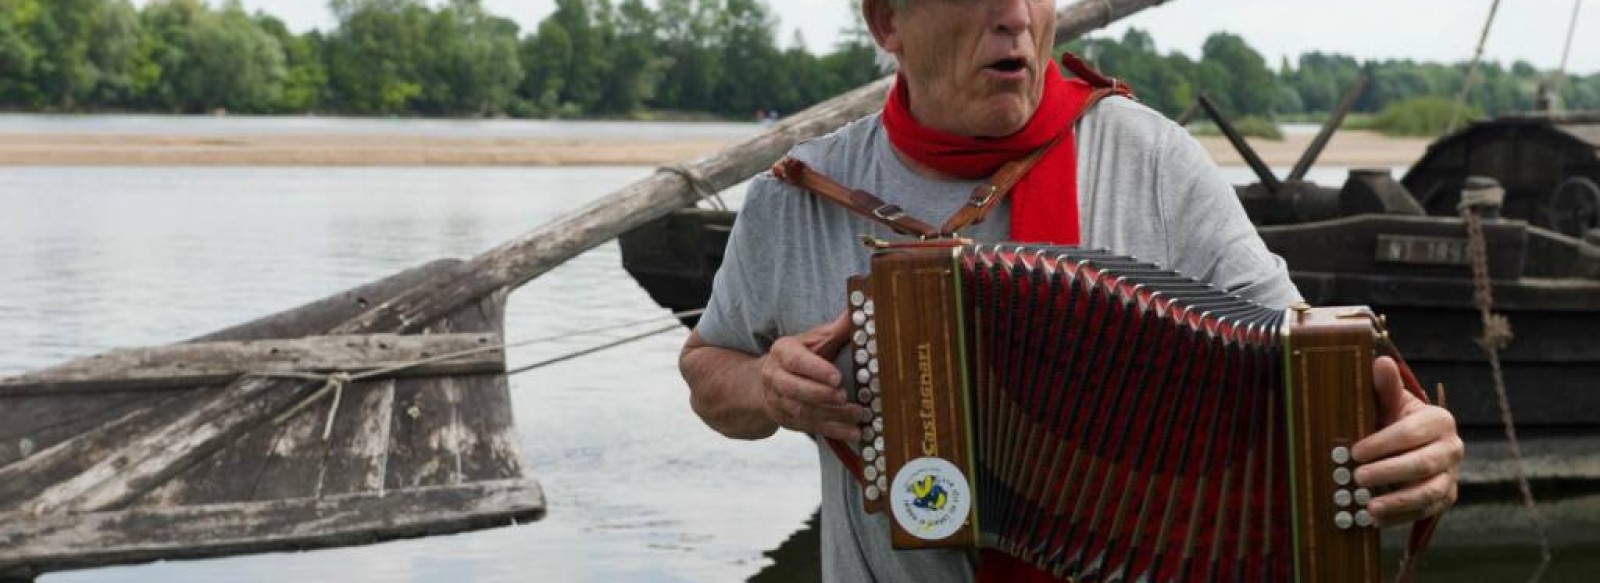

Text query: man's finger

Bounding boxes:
[1352,405,1455,464]
[817,420,864,443]
[1371,356,1414,426]
[772,340,844,387]
[803,309,854,357]
[1369,471,1456,527]
[1354,437,1462,489]
[768,366,848,406]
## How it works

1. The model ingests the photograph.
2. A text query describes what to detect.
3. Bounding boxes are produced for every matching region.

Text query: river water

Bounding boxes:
[0,115,1582,582]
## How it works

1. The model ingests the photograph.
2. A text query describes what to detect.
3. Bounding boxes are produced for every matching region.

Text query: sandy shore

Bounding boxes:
[0,129,1429,167]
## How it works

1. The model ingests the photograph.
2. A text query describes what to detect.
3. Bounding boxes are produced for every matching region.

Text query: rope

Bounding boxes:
[659,163,727,210]
[1461,205,1552,583]
[1554,0,1584,99]
[1447,0,1504,134]
[258,308,704,439]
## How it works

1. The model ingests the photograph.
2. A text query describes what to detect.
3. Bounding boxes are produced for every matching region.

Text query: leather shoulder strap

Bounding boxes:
[770,157,943,239]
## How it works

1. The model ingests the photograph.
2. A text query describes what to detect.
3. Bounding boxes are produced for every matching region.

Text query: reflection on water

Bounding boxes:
[0,166,814,583]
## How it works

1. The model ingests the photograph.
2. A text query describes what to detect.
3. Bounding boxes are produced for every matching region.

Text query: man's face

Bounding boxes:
[874,0,1058,138]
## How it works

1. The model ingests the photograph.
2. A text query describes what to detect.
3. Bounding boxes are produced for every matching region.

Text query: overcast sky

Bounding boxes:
[158,0,1600,74]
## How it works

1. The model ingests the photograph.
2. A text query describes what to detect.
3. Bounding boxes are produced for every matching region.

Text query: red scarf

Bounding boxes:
[881,61,1095,245]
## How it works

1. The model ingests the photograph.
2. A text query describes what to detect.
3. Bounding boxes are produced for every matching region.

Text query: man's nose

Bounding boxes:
[992,0,1033,36]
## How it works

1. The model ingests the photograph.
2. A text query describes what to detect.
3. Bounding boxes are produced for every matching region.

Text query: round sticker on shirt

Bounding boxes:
[890,457,972,541]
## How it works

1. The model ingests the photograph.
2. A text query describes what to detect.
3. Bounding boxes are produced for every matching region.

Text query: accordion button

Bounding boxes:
[862,427,877,442]
[1354,488,1372,506]
[866,320,877,335]
[855,349,869,365]
[868,358,880,374]
[873,417,884,433]
[876,475,888,492]
[875,457,886,472]
[867,339,878,355]
[874,436,885,451]
[852,310,867,326]
[857,388,874,404]
[869,378,880,392]
[1332,446,1351,465]
[856,369,872,385]
[871,398,883,413]
[862,447,878,462]
[1335,511,1354,530]
[853,330,869,346]
[1334,489,1353,507]
[850,290,866,307]
[865,485,881,501]
[864,465,879,481]
[1333,467,1352,486]
[864,300,876,316]
[1355,510,1374,528]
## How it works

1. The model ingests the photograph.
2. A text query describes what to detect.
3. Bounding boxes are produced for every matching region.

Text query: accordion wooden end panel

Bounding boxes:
[846,243,1384,583]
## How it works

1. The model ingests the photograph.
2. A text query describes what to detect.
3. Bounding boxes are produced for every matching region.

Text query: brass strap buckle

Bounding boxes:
[872,204,907,222]
[968,184,1000,208]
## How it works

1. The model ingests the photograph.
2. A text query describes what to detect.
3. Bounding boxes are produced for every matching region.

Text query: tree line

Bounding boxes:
[1070,28,1600,122]
[2,0,1596,122]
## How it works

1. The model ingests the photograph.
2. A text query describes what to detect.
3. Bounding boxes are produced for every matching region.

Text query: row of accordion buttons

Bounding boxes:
[849,289,888,500]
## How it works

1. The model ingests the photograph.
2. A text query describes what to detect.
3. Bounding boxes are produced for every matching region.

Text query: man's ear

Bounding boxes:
[863,0,903,54]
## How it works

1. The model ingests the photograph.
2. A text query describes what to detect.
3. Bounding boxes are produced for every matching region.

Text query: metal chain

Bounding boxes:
[1461,207,1552,583]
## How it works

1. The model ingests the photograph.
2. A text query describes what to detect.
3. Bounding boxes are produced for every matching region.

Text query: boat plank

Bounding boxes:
[0,479,544,576]
[0,333,504,397]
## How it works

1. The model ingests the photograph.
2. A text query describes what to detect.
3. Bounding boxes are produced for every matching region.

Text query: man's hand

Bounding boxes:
[1351,356,1463,527]
[758,310,869,443]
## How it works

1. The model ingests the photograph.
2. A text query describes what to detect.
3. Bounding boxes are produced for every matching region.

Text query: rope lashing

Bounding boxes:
[658,163,727,210]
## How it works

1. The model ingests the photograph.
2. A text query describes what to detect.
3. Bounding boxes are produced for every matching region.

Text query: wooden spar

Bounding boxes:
[0,333,505,397]
[336,0,1181,337]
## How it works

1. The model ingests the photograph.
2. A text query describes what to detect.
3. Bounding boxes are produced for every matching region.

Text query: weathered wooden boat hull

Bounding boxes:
[0,260,544,580]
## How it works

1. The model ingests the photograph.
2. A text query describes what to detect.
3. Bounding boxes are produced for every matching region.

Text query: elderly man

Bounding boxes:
[679,0,1462,580]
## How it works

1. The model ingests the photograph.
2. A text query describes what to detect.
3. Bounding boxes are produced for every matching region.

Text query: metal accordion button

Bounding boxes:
[875,475,887,492]
[863,300,875,316]
[1354,488,1372,506]
[1334,489,1353,507]
[872,417,883,433]
[865,485,881,501]
[864,465,879,481]
[853,330,869,346]
[873,436,885,452]
[851,310,867,326]
[874,456,886,472]
[871,397,882,414]
[856,369,871,385]
[862,447,878,462]
[865,320,876,335]
[1332,446,1351,465]
[868,358,879,374]
[849,290,866,307]
[857,388,874,404]
[862,427,876,442]
[1333,467,1352,486]
[866,339,878,355]
[854,349,869,365]
[1334,511,1354,530]
[1355,510,1374,528]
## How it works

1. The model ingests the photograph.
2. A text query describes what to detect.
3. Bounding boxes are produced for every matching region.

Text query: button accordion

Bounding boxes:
[843,242,1388,582]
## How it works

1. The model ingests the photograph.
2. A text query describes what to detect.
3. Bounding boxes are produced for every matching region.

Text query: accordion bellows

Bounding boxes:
[845,243,1382,583]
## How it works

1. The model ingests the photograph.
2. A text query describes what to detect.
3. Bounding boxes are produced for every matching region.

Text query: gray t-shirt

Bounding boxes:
[695,97,1301,582]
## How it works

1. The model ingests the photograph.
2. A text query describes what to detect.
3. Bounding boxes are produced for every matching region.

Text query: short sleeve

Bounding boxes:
[1157,125,1304,309]
[692,175,788,356]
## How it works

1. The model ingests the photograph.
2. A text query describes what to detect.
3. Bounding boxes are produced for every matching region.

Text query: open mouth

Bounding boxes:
[985,58,1029,74]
